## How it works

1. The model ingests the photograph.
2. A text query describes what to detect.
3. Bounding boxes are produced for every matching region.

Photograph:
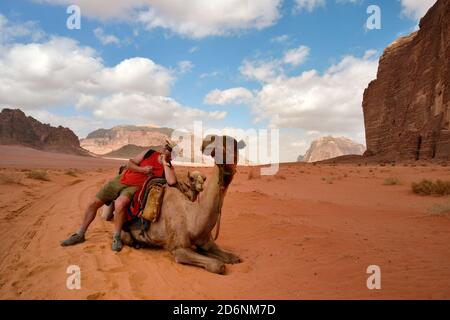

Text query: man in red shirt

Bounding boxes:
[61,141,177,252]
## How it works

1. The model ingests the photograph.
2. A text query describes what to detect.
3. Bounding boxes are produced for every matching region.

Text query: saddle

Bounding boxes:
[137,178,167,223]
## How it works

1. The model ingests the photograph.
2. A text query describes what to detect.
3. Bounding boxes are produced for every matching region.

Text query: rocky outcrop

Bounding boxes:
[363,0,450,160]
[103,144,161,159]
[80,126,173,155]
[301,136,365,163]
[0,108,89,156]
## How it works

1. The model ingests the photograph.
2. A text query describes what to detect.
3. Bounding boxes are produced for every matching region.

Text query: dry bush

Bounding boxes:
[428,202,450,217]
[0,172,24,185]
[384,177,401,186]
[26,170,50,181]
[65,169,79,177]
[412,180,450,196]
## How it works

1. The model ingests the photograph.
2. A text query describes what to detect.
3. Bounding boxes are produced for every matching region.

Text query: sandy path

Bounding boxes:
[0,149,450,299]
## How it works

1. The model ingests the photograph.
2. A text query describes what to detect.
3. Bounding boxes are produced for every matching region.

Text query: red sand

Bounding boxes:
[0,146,450,299]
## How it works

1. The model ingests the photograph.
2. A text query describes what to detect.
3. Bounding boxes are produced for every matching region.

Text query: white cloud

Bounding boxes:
[251,51,379,138]
[240,44,311,82]
[294,0,326,12]
[0,14,45,44]
[90,93,226,128]
[400,0,437,20]
[188,46,199,54]
[0,32,226,131]
[199,71,220,79]
[239,59,281,83]
[204,87,254,105]
[36,0,282,38]
[283,45,310,66]
[177,60,194,74]
[271,34,289,43]
[93,27,120,45]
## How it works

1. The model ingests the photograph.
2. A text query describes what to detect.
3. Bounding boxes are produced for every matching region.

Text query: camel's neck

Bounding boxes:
[193,165,227,238]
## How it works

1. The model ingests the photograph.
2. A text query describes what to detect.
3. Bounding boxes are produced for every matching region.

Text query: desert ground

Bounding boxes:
[0,145,449,299]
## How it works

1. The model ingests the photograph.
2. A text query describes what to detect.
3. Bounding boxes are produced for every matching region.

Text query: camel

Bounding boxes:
[121,135,246,274]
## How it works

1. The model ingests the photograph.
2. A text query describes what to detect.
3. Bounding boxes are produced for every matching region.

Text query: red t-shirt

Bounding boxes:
[120,151,164,187]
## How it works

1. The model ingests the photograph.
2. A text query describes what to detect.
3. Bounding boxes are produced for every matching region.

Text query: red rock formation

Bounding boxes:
[80,126,173,155]
[363,0,450,160]
[301,136,366,163]
[0,108,89,156]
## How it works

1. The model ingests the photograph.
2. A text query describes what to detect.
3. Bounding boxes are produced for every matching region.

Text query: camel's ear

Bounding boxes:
[187,171,191,179]
[201,174,206,181]
[237,139,246,150]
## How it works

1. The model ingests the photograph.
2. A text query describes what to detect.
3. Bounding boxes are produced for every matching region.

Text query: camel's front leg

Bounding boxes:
[197,241,242,264]
[172,247,225,274]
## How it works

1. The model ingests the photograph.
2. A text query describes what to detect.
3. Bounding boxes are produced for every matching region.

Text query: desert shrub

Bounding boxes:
[384,177,401,186]
[0,172,24,185]
[412,179,450,196]
[65,169,79,177]
[428,202,450,217]
[26,170,50,181]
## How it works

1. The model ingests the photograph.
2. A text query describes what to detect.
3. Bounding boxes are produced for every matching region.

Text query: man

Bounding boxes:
[61,141,177,252]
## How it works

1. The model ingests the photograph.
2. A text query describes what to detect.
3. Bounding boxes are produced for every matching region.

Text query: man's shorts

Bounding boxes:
[96,175,138,205]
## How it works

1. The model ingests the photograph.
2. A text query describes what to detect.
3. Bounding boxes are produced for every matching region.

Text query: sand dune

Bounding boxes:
[0,146,450,299]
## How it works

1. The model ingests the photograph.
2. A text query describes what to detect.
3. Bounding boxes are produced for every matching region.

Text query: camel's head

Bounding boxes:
[201,135,246,187]
[188,170,206,192]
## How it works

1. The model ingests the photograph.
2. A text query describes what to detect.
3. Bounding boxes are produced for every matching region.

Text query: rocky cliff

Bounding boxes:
[301,136,365,163]
[80,125,173,155]
[363,0,450,160]
[0,108,89,156]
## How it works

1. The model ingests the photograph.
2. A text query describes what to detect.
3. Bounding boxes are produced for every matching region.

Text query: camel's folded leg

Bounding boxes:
[172,247,225,274]
[197,241,242,264]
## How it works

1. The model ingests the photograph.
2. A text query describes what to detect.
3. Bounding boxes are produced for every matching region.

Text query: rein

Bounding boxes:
[213,165,235,240]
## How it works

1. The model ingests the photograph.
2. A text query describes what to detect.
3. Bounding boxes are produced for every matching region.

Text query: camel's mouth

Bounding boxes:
[218,164,236,189]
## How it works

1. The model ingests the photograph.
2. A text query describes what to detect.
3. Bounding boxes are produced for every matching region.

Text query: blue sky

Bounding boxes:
[0,0,437,161]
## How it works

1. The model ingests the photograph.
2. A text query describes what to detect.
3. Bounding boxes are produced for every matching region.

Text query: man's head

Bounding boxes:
[163,140,177,161]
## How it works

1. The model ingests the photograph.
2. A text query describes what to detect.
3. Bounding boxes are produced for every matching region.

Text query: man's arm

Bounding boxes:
[162,159,177,186]
[126,150,152,175]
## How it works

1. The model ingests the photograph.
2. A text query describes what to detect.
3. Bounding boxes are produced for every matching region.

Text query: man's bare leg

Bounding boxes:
[111,195,131,252]
[61,197,104,246]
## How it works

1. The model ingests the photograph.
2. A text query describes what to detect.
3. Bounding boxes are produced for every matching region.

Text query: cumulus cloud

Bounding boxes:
[204,87,254,106]
[0,31,226,133]
[35,0,282,38]
[251,51,379,137]
[400,0,437,20]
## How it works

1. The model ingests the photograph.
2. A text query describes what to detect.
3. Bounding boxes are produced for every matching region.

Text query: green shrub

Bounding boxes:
[412,180,450,196]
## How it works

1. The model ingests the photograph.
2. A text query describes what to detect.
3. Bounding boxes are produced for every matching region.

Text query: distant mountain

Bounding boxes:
[300,136,366,163]
[103,144,162,159]
[0,108,89,156]
[81,125,173,155]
